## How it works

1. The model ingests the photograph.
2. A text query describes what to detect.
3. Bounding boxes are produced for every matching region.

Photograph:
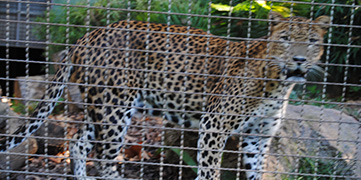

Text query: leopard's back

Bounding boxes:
[68,20,235,128]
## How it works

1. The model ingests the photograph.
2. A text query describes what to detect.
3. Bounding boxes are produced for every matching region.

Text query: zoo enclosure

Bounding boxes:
[0,0,360,179]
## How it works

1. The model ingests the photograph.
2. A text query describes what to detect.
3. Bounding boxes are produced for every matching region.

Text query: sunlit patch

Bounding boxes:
[1,96,10,103]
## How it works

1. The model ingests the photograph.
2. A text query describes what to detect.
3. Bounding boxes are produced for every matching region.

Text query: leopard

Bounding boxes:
[0,11,329,180]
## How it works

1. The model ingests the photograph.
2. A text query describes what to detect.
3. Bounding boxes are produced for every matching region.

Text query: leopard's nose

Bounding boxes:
[293,56,306,63]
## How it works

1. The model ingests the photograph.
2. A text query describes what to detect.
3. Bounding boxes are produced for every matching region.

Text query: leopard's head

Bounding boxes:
[268,11,330,82]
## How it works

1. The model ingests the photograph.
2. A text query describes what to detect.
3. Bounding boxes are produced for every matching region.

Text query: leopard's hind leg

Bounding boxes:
[89,91,141,178]
[70,123,96,179]
[93,107,137,178]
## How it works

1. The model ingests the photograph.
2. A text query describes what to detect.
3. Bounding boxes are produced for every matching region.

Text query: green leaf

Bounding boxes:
[171,148,198,173]
[233,2,252,12]
[211,3,233,12]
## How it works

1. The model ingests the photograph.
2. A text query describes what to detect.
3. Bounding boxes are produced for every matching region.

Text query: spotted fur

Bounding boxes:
[0,12,329,180]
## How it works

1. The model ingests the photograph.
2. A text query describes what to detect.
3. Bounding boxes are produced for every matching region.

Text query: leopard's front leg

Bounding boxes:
[196,114,230,180]
[241,116,282,180]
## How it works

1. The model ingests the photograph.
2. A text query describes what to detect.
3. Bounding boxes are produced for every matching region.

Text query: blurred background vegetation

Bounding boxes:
[35,0,361,100]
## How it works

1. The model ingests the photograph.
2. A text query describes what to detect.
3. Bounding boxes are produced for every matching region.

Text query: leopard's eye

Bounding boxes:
[309,38,318,43]
[280,36,289,41]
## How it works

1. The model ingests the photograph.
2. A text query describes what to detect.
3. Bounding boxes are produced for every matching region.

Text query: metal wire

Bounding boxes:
[4,1,10,179]
[1,0,361,21]
[0,0,360,179]
[24,2,30,178]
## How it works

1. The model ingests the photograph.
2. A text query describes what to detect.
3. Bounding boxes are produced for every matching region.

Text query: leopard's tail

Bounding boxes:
[0,50,74,152]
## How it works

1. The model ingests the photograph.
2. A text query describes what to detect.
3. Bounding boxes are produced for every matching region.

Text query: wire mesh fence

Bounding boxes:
[0,0,360,179]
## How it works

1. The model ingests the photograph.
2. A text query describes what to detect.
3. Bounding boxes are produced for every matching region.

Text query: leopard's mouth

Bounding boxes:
[286,67,307,82]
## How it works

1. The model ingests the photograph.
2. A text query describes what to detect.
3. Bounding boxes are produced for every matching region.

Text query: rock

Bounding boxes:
[33,120,67,155]
[0,101,68,176]
[0,138,38,178]
[0,101,22,133]
[51,50,68,72]
[14,76,51,103]
[52,50,84,111]
[0,101,38,176]
[15,75,83,113]
[67,84,84,110]
[163,104,360,179]
[265,104,360,179]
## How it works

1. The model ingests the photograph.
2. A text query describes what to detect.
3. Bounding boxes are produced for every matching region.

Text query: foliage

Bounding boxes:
[35,0,209,58]
[35,0,131,57]
[170,148,198,173]
[37,0,348,53]
[212,0,361,98]
[10,100,37,115]
[283,154,354,180]
[134,0,209,30]
[209,0,320,38]
[315,0,361,97]
[35,0,361,98]
[37,0,312,56]
[11,98,65,115]
[289,85,341,109]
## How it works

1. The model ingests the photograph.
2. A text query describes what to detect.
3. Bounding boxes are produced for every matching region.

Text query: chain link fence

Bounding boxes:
[0,0,360,179]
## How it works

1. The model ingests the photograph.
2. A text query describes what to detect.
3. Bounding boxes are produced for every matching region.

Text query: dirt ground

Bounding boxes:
[6,113,198,180]
[4,101,360,180]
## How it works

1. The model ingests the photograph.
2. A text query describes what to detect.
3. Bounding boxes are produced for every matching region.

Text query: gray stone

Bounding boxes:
[264,104,360,179]
[0,101,38,176]
[163,104,360,179]
[16,75,83,112]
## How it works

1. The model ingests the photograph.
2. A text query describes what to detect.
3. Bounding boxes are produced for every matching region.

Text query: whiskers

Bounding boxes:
[306,65,325,81]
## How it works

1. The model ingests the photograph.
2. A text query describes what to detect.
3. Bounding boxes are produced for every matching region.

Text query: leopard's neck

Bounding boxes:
[231,39,269,58]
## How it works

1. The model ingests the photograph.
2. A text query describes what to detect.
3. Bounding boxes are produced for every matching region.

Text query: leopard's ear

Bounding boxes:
[314,15,330,32]
[268,11,285,26]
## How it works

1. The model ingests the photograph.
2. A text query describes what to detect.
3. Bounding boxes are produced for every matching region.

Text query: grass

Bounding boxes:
[170,148,198,174]
[283,154,354,180]
[10,97,65,115]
